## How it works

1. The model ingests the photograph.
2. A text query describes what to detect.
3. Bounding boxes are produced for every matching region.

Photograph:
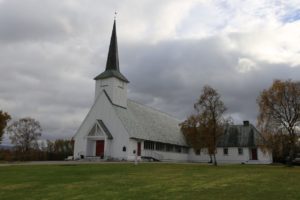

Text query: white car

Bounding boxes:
[65,156,73,161]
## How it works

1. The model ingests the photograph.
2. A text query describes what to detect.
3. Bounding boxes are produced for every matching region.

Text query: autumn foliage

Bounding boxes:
[257,79,300,164]
[180,86,228,166]
[0,110,11,143]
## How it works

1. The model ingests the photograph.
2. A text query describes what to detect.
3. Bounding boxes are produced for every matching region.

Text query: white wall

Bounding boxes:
[74,138,87,159]
[115,138,273,164]
[95,77,127,108]
[126,139,139,161]
[189,147,273,164]
[249,149,273,164]
[125,139,189,161]
[158,151,189,162]
[216,148,250,164]
[73,91,130,160]
[86,139,96,156]
[188,148,211,163]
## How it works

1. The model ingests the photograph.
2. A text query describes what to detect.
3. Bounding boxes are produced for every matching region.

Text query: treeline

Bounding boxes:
[0,114,74,161]
[0,139,74,161]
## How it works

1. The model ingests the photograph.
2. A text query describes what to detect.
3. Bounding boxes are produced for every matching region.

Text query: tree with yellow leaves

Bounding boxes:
[0,110,11,143]
[257,80,300,165]
[180,85,228,166]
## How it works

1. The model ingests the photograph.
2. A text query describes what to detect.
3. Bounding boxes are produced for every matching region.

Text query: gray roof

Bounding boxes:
[217,124,264,147]
[113,100,187,146]
[94,70,129,83]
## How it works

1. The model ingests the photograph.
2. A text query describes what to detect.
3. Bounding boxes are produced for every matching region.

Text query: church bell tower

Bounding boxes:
[94,20,129,108]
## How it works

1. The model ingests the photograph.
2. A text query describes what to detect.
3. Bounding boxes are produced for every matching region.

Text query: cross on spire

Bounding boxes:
[114,11,117,20]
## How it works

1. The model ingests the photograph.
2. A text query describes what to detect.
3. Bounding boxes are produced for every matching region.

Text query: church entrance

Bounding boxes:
[137,142,141,156]
[96,140,105,158]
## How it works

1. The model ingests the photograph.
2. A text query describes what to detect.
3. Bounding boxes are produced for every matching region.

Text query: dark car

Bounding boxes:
[292,154,300,165]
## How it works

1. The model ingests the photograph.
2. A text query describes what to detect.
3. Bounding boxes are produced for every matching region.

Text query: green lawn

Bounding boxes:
[0,163,299,200]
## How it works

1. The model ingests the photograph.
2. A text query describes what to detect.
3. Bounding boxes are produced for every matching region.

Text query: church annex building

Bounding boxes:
[73,20,272,164]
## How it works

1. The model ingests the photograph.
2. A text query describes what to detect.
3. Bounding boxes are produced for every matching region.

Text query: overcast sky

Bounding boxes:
[1,0,300,142]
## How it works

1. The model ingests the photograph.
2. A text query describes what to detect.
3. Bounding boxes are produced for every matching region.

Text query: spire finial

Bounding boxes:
[114,11,117,20]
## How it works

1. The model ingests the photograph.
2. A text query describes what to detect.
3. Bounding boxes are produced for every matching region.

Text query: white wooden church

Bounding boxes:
[73,20,272,164]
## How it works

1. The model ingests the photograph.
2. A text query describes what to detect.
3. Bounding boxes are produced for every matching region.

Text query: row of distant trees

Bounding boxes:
[0,114,73,161]
[180,79,300,166]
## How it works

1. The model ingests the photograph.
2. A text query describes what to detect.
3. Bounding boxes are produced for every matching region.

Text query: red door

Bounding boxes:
[137,142,141,156]
[96,140,104,157]
[251,148,258,160]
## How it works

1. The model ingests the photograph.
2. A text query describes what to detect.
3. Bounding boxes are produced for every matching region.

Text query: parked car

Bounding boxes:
[65,156,73,161]
[292,154,300,165]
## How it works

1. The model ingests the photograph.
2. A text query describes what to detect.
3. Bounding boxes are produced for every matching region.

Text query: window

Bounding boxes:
[122,146,126,152]
[144,141,154,150]
[223,148,228,155]
[175,145,181,153]
[88,124,104,136]
[238,148,243,155]
[166,144,174,152]
[144,141,188,154]
[155,142,165,151]
[195,149,201,155]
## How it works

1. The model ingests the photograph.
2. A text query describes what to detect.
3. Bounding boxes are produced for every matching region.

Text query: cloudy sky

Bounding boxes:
[1,0,300,142]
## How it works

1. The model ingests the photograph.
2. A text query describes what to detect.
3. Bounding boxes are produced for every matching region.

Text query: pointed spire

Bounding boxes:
[105,19,119,71]
[94,19,129,83]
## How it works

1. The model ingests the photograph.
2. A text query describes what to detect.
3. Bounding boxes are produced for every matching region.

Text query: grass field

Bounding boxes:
[0,163,299,200]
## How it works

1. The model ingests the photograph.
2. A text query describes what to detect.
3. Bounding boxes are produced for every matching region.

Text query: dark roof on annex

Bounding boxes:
[217,122,265,147]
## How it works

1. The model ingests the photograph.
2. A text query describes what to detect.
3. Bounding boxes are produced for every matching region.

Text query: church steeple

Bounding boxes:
[94,20,129,83]
[94,19,128,108]
[105,20,119,71]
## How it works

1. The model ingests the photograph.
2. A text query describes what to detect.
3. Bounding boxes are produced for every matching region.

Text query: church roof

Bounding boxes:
[94,20,129,83]
[113,100,187,146]
[94,70,129,82]
[217,124,264,147]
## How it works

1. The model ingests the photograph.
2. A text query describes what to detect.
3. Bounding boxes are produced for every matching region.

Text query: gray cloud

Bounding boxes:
[122,36,300,125]
[0,0,76,42]
[1,0,300,143]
